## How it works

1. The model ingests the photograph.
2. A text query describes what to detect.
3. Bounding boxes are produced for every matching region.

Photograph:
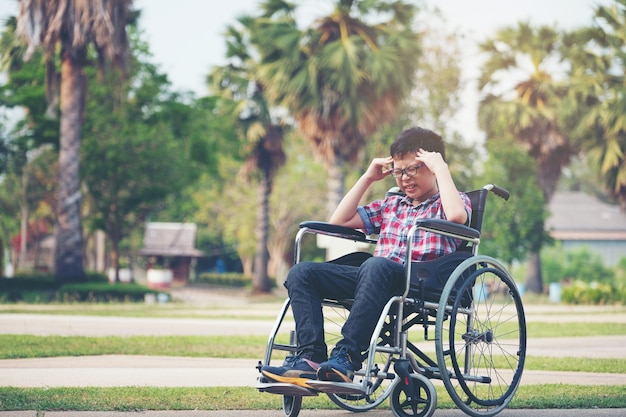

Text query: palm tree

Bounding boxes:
[15,0,131,282]
[250,0,421,217]
[565,0,626,210]
[209,17,287,293]
[477,22,573,294]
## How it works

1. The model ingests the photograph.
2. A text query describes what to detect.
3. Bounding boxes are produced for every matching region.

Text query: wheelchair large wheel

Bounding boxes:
[390,373,437,417]
[322,301,397,412]
[435,255,526,417]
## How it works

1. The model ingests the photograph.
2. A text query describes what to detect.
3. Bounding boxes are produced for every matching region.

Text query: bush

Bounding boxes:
[561,280,626,305]
[0,272,160,303]
[194,272,276,288]
[57,282,162,303]
[541,245,614,284]
[0,275,58,302]
[195,272,251,287]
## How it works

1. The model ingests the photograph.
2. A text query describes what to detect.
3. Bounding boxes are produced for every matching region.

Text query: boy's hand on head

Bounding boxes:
[365,156,393,182]
[416,148,447,173]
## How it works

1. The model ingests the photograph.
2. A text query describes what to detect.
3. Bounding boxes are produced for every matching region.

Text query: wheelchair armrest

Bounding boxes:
[413,219,480,240]
[299,221,374,243]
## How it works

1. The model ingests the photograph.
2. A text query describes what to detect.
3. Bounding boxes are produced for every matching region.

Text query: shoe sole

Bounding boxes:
[318,368,353,383]
[261,370,316,388]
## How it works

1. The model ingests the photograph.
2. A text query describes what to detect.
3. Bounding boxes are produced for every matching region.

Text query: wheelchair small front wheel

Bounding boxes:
[435,255,527,417]
[390,373,437,417]
[282,395,302,417]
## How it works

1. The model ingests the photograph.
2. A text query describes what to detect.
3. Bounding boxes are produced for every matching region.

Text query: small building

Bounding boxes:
[138,222,203,286]
[547,191,626,267]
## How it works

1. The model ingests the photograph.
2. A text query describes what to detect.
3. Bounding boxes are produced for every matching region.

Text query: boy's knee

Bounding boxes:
[285,261,315,289]
[360,256,395,272]
[359,257,403,288]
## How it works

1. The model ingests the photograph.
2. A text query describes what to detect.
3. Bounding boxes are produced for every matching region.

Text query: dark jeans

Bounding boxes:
[284,256,405,367]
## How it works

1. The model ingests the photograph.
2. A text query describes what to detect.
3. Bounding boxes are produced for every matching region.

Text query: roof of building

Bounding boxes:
[547,191,626,240]
[138,222,203,257]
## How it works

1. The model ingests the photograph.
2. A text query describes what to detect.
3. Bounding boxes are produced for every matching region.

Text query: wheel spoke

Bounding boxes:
[436,256,526,417]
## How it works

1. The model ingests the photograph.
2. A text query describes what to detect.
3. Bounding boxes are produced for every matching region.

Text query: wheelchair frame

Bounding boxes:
[256,184,527,417]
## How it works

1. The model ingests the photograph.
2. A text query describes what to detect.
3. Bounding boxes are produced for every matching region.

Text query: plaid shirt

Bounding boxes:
[357,193,472,264]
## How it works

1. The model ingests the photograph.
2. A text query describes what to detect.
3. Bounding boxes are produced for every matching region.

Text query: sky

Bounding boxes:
[0,0,611,142]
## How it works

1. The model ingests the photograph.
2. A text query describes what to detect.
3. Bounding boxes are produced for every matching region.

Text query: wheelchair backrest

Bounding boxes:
[466,188,489,234]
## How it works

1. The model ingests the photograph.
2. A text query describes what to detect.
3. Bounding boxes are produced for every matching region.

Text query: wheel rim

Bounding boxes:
[436,256,527,417]
[390,373,437,417]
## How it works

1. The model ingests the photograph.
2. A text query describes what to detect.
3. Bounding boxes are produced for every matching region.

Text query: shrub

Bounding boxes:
[194,272,277,288]
[0,273,160,303]
[57,282,162,303]
[561,280,625,305]
[195,272,251,287]
[541,245,614,284]
[0,276,58,302]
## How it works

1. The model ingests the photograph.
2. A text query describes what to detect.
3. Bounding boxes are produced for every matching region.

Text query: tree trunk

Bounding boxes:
[253,169,272,293]
[524,142,571,294]
[54,50,86,283]
[110,238,120,284]
[525,251,543,294]
[18,197,27,270]
[326,159,346,219]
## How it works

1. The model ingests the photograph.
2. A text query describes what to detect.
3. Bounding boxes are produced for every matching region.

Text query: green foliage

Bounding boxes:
[0,272,151,303]
[57,283,162,303]
[0,17,60,150]
[0,275,57,302]
[541,244,615,284]
[563,1,626,206]
[475,136,550,264]
[195,272,256,288]
[561,280,626,305]
[540,246,626,305]
[616,257,626,287]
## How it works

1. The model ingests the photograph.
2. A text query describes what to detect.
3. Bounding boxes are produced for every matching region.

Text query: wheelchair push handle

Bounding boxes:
[484,183,510,201]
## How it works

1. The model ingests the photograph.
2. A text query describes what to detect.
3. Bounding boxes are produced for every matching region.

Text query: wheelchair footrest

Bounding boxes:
[255,380,319,396]
[306,380,367,395]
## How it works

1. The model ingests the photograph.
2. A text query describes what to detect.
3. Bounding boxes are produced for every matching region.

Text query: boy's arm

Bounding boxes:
[329,156,393,228]
[418,149,468,225]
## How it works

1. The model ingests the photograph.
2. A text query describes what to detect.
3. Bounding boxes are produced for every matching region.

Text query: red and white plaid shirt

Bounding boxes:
[357,193,472,264]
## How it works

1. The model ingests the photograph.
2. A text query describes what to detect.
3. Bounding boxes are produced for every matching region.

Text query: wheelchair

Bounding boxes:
[255,184,527,417]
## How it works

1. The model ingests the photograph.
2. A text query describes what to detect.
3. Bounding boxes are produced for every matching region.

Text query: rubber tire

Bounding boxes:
[282,395,302,417]
[390,373,437,417]
[435,255,527,417]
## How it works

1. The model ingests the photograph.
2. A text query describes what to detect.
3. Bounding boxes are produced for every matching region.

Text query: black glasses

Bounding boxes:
[390,163,424,178]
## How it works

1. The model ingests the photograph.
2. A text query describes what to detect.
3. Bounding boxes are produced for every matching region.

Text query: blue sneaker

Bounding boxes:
[261,355,320,387]
[317,346,355,383]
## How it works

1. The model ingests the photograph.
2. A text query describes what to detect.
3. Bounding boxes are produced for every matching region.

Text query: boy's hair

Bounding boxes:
[390,127,446,161]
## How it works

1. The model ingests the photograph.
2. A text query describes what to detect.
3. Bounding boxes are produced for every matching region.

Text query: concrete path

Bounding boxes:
[1,354,625,388]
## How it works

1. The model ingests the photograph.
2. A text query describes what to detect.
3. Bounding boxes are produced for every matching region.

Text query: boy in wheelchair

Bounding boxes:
[262,126,472,386]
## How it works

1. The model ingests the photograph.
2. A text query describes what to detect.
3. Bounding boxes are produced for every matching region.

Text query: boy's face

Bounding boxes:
[392,152,438,203]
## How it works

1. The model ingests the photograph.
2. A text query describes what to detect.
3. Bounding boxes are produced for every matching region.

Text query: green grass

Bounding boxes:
[525,321,626,338]
[0,385,624,411]
[0,334,286,359]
